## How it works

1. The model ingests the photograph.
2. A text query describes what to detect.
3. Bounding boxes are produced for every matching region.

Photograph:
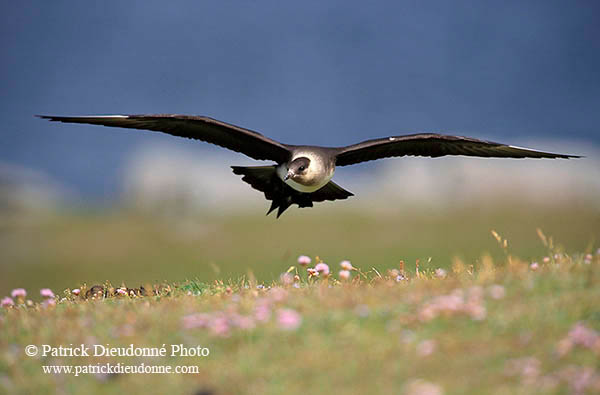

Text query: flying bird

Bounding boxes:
[38,114,579,217]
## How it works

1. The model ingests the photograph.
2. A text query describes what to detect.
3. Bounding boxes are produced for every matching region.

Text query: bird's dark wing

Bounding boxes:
[334,133,580,166]
[37,114,291,163]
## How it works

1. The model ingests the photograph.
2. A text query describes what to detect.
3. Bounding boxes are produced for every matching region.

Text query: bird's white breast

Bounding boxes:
[277,151,335,193]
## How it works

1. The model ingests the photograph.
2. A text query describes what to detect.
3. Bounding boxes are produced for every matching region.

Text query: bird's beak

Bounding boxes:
[284,170,294,181]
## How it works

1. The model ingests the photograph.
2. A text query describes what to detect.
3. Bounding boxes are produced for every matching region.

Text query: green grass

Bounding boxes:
[1,203,599,393]
[1,251,599,394]
[1,202,598,297]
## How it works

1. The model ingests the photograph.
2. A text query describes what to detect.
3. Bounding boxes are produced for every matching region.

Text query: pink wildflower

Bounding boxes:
[254,302,271,322]
[340,260,353,271]
[72,289,81,296]
[419,288,487,322]
[338,270,351,280]
[565,322,600,351]
[230,314,255,330]
[1,297,14,307]
[210,314,230,336]
[543,256,550,263]
[505,357,541,385]
[468,304,487,321]
[269,287,288,302]
[434,268,447,278]
[307,268,319,277]
[530,262,539,270]
[182,313,211,330]
[315,262,330,276]
[116,288,127,296]
[277,308,302,330]
[555,365,600,394]
[42,299,56,308]
[11,288,26,299]
[297,255,311,266]
[279,273,294,285]
[418,305,438,322]
[40,288,55,299]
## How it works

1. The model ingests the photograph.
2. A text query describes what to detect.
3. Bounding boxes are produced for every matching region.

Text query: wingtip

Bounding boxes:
[556,154,582,159]
[35,114,65,122]
[556,152,582,159]
[35,114,131,121]
[507,145,582,159]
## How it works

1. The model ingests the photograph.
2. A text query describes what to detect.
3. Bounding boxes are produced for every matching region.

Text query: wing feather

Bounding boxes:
[334,134,579,166]
[37,114,291,163]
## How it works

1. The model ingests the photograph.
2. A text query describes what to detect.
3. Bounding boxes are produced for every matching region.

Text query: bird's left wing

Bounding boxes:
[37,114,291,163]
[334,133,579,166]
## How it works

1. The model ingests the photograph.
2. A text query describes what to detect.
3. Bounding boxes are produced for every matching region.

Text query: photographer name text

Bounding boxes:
[37,344,209,357]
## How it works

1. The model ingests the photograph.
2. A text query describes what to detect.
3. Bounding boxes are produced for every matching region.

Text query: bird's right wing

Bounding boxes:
[38,114,291,163]
[334,133,580,166]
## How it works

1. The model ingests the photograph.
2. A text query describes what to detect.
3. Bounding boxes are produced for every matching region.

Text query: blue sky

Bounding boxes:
[2,1,599,199]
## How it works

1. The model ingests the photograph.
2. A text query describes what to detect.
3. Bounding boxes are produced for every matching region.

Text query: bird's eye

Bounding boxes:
[298,166,305,171]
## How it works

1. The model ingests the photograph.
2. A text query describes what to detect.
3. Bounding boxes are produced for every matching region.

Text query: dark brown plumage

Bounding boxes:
[37,114,290,163]
[231,166,353,218]
[38,114,579,217]
[334,133,576,166]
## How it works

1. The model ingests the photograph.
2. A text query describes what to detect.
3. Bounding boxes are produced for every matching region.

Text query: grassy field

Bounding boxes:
[1,203,599,394]
[1,248,599,394]
[1,201,598,297]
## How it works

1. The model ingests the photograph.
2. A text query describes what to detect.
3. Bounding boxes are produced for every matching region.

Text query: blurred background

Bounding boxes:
[1,1,599,297]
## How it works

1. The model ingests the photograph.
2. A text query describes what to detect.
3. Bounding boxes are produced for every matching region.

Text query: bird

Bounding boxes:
[37,114,579,217]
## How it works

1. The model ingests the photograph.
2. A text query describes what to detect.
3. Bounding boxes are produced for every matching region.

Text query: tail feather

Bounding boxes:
[231,165,353,217]
[267,200,278,216]
[277,197,293,218]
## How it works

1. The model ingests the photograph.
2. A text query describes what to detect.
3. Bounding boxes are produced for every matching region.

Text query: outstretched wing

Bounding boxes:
[334,133,579,166]
[37,114,291,163]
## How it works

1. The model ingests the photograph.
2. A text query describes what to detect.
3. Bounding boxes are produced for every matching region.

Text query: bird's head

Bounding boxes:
[285,157,311,181]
